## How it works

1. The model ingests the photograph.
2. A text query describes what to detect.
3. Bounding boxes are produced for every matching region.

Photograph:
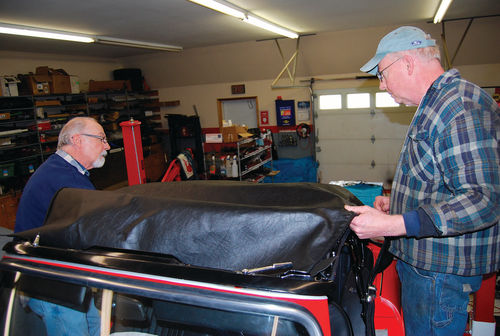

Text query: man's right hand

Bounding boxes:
[373,196,390,213]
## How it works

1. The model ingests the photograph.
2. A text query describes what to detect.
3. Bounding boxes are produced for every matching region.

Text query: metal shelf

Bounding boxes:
[241,157,272,176]
[241,145,271,161]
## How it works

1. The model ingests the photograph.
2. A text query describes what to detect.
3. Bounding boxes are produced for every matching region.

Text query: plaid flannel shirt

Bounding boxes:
[389,69,500,276]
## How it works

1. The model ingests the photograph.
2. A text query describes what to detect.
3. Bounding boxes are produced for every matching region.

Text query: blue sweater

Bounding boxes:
[15,154,95,233]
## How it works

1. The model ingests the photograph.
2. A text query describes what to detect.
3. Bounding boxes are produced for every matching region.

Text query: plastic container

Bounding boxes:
[0,163,15,179]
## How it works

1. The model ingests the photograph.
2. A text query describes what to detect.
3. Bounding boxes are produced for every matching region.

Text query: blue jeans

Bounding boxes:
[28,297,100,336]
[396,260,482,336]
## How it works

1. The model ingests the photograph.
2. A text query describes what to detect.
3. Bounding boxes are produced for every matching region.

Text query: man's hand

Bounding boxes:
[373,196,390,213]
[344,204,406,239]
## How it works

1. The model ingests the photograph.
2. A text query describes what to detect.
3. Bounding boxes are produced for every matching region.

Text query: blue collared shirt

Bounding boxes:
[389,69,500,276]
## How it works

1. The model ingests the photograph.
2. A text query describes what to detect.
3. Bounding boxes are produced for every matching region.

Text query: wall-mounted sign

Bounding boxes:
[275,99,295,126]
[231,84,245,94]
[297,101,311,121]
[260,110,269,125]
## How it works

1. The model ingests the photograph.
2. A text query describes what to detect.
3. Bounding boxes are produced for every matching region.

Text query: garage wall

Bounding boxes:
[0,51,120,91]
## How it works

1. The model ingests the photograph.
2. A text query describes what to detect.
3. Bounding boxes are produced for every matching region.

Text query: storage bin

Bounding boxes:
[0,163,15,178]
[17,157,40,176]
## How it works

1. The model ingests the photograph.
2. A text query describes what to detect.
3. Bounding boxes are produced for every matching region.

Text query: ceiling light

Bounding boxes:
[433,0,454,23]
[188,0,298,39]
[0,23,94,43]
[0,22,183,52]
[243,16,298,39]
[96,37,183,52]
[188,0,245,19]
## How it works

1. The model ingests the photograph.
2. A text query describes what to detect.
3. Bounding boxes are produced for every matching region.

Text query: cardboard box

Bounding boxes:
[30,75,51,95]
[70,76,80,93]
[205,133,223,143]
[51,74,71,94]
[0,76,20,96]
[17,73,51,95]
[220,125,253,143]
[35,66,71,94]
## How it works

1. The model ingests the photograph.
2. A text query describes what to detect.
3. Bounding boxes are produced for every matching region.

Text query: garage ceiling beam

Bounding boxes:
[429,14,500,70]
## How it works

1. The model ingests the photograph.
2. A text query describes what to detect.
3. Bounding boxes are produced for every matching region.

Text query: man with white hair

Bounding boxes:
[345,26,499,335]
[14,116,110,336]
[15,116,110,233]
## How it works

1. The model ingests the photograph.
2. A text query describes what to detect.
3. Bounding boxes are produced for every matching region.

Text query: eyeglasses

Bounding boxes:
[80,133,108,144]
[376,57,402,81]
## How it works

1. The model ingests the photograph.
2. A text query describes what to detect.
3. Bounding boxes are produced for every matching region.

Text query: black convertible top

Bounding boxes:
[13,181,361,272]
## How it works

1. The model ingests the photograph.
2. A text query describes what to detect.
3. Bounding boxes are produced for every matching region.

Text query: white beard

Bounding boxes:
[92,150,108,168]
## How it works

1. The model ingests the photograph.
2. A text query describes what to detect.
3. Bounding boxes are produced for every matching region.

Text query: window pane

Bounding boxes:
[347,93,370,108]
[376,92,400,107]
[3,274,101,336]
[319,94,341,110]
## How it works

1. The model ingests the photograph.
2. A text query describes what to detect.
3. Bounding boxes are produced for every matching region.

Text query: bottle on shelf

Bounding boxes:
[220,156,226,177]
[225,155,232,178]
[209,155,216,176]
[231,155,238,178]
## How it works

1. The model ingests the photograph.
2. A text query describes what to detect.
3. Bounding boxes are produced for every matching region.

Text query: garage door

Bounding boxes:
[313,87,416,184]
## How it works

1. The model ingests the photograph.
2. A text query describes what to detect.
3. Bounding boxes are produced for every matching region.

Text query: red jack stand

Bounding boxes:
[469,273,496,335]
[120,119,146,186]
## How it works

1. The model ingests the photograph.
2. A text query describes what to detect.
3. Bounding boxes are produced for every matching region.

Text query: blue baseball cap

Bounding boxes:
[360,26,436,75]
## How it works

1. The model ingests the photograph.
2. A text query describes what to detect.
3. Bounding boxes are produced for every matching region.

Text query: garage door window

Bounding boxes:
[346,93,370,108]
[319,94,341,110]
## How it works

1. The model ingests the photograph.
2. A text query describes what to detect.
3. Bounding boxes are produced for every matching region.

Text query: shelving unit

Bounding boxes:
[204,135,273,183]
[0,96,40,191]
[236,137,272,182]
[86,90,161,148]
[0,90,163,194]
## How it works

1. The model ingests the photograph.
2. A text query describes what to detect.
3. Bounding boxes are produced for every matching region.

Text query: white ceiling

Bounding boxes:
[0,0,499,59]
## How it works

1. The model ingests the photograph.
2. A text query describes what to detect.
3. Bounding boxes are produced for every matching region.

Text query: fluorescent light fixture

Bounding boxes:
[188,0,298,39]
[243,15,298,39]
[433,0,454,23]
[0,23,94,43]
[0,22,183,52]
[188,0,245,19]
[96,37,183,52]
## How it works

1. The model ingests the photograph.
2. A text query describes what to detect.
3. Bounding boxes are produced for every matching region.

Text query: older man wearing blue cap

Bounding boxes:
[345,26,499,336]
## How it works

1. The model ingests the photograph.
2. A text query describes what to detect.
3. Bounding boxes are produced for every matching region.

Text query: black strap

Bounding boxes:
[369,238,393,285]
[309,227,352,280]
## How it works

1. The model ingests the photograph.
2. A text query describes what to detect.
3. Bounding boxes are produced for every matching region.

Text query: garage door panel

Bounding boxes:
[316,110,413,139]
[316,139,403,165]
[318,162,399,184]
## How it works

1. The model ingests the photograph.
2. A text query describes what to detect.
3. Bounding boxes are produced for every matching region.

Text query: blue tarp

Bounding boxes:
[264,157,317,183]
[344,183,383,206]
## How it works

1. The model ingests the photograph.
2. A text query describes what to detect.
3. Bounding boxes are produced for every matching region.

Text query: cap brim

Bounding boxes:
[360,52,387,75]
